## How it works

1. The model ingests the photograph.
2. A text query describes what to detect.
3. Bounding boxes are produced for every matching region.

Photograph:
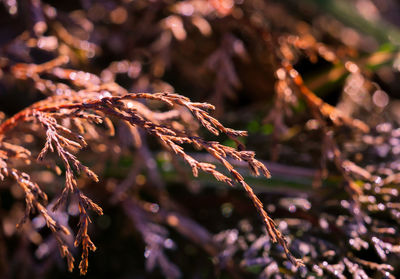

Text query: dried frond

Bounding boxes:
[0,83,301,272]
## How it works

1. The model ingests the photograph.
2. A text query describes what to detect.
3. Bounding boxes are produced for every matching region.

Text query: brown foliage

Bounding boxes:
[1,0,400,278]
[0,57,303,274]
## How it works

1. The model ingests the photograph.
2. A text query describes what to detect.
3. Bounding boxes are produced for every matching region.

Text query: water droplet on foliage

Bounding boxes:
[221,202,233,217]
[69,72,76,80]
[144,247,151,258]
[164,238,174,249]
[149,203,159,213]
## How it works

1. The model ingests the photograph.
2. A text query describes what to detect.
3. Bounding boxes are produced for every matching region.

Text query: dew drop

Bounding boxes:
[69,72,76,80]
[289,205,297,213]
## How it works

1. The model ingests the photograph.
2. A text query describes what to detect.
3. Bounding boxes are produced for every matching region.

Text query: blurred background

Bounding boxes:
[1,0,400,278]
